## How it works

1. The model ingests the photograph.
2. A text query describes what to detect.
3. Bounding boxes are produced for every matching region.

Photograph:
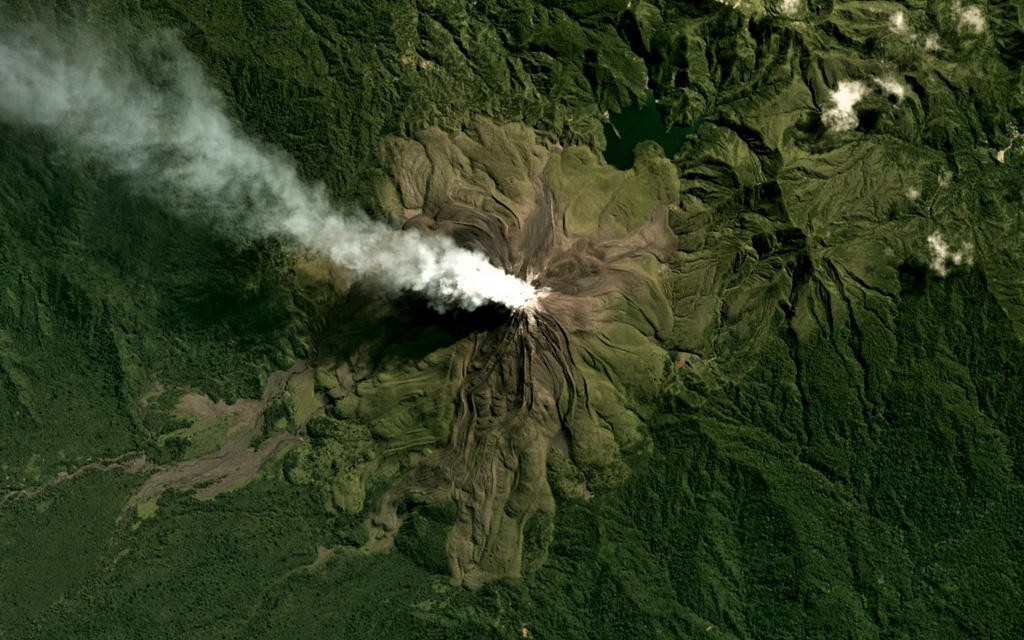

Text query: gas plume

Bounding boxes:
[0,28,536,311]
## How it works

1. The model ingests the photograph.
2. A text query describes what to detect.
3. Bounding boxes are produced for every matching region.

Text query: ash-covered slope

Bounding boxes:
[287,120,679,586]
[376,121,677,586]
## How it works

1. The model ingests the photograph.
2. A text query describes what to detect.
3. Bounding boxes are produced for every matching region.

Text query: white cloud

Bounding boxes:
[927,232,973,276]
[906,188,921,201]
[822,80,869,132]
[873,76,906,103]
[887,9,948,51]
[889,10,909,34]
[779,0,800,15]
[956,4,986,33]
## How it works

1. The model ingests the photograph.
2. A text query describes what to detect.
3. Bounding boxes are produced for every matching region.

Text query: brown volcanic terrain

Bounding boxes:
[363,120,679,586]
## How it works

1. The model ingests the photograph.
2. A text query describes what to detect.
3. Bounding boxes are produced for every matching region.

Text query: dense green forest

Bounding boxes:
[2,0,1023,637]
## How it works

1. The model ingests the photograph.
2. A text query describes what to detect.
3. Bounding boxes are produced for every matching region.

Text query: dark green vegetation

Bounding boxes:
[0,470,143,637]
[3,0,1024,639]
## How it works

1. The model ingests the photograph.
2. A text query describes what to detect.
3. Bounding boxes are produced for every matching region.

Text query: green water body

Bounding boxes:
[602,91,698,169]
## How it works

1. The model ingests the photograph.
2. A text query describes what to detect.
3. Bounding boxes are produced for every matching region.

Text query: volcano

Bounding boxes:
[307,119,679,587]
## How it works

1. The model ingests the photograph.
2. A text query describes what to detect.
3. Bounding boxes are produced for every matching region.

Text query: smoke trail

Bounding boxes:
[0,28,537,312]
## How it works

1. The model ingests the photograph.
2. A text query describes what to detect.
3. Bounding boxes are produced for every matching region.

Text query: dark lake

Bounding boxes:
[602,91,698,169]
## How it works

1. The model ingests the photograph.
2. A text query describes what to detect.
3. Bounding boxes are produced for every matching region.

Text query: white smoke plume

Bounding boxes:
[0,28,537,312]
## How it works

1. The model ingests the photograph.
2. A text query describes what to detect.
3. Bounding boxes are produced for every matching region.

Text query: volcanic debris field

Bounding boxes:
[3,0,1024,638]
